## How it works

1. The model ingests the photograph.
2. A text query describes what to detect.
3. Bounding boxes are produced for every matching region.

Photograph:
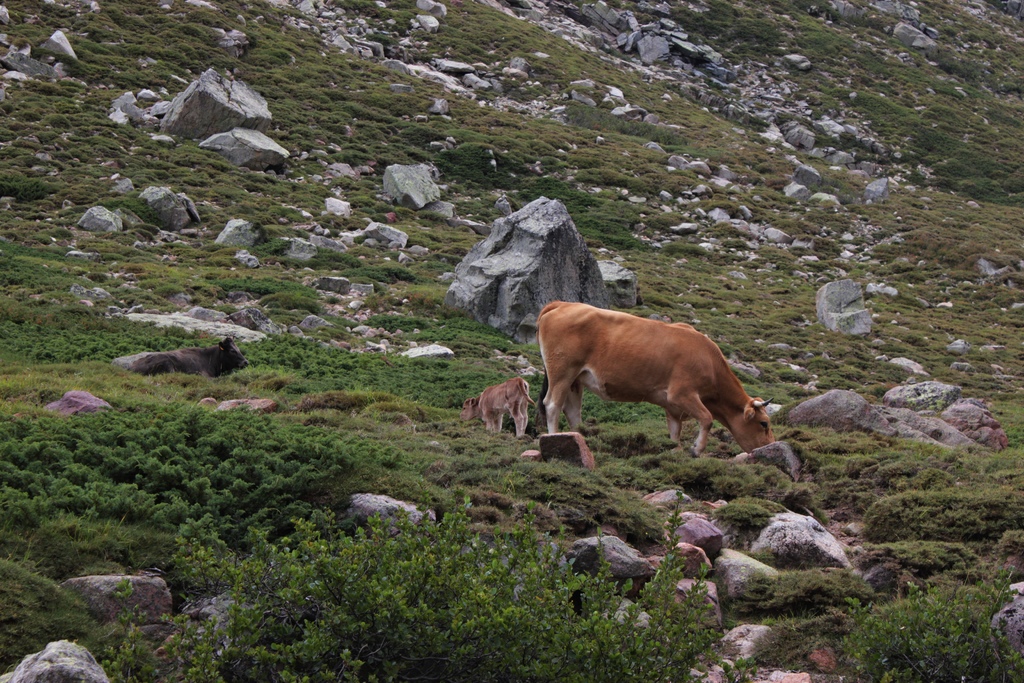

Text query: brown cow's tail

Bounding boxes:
[535,373,548,429]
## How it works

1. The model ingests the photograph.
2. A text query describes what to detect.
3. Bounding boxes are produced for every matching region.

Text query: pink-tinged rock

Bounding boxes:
[520,449,542,462]
[808,648,838,672]
[942,398,1008,450]
[539,432,595,470]
[675,542,712,577]
[80,299,95,306]
[675,578,721,629]
[672,517,724,559]
[766,675,812,683]
[198,397,218,407]
[215,398,279,413]
[60,575,172,625]
[385,211,398,223]
[44,391,112,415]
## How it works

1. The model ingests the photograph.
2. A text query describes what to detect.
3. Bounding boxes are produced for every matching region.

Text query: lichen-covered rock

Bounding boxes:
[787,389,896,436]
[816,279,872,335]
[214,219,261,247]
[749,441,802,481]
[993,596,1024,657]
[751,512,851,569]
[882,381,962,412]
[345,493,435,526]
[566,536,655,584]
[313,276,351,294]
[382,164,441,209]
[597,260,639,308]
[226,308,282,335]
[8,641,110,683]
[77,207,123,233]
[714,549,779,598]
[139,186,198,231]
[123,312,267,342]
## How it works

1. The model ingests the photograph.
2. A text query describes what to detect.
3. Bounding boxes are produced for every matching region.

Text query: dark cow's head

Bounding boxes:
[460,397,481,421]
[218,337,249,375]
[734,397,775,452]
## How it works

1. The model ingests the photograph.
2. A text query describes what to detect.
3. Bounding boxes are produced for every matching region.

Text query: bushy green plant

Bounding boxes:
[845,578,1024,682]
[0,174,54,202]
[171,508,723,683]
[732,570,874,617]
[863,489,1024,543]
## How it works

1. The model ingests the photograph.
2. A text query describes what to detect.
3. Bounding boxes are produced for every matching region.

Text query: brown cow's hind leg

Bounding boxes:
[564,380,584,431]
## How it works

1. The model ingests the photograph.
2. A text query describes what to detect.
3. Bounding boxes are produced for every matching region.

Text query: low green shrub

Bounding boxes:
[711,497,787,535]
[856,541,978,583]
[0,559,99,668]
[845,579,1024,682]
[171,508,723,683]
[731,570,874,617]
[863,489,1024,543]
[0,174,54,202]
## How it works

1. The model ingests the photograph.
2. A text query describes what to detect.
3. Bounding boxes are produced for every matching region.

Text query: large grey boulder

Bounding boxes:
[400,344,454,359]
[8,641,109,683]
[41,30,77,59]
[160,68,272,139]
[816,279,872,335]
[364,222,409,248]
[781,123,816,150]
[566,536,655,584]
[598,261,638,308]
[345,493,435,527]
[751,512,851,569]
[877,406,975,448]
[863,177,890,203]
[445,197,610,342]
[783,182,811,200]
[714,549,779,598]
[787,389,897,436]
[636,34,670,64]
[227,308,282,335]
[749,441,802,481]
[214,219,261,247]
[721,624,773,659]
[382,164,441,209]
[893,22,937,57]
[793,163,822,187]
[77,207,123,233]
[283,237,317,261]
[314,276,351,294]
[139,187,199,231]
[61,575,172,625]
[199,128,289,170]
[882,381,961,412]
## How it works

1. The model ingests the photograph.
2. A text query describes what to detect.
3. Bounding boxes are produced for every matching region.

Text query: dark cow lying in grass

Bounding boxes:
[130,337,249,378]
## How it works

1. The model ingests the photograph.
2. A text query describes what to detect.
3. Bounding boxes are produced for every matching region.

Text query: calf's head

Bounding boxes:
[732,397,775,452]
[460,397,481,421]
[218,337,249,374]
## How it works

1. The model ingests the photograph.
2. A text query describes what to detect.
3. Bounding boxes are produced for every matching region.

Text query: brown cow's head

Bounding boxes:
[734,397,775,452]
[460,397,481,421]
[218,337,249,374]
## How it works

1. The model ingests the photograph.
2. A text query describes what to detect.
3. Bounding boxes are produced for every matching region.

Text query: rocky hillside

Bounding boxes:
[4,0,1024,679]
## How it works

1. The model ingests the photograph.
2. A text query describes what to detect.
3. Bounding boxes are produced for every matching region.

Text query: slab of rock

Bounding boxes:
[124,312,267,342]
[214,218,260,247]
[298,314,332,330]
[714,549,779,598]
[382,164,440,209]
[540,432,595,470]
[566,536,654,583]
[139,186,198,231]
[161,68,272,138]
[792,164,822,187]
[749,441,801,481]
[41,30,76,59]
[44,391,112,415]
[186,307,227,322]
[947,339,971,355]
[673,542,712,577]
[788,389,894,436]
[345,493,435,526]
[213,28,249,57]
[878,406,975,448]
[7,641,110,683]
[199,128,289,170]
[313,276,351,294]
[816,279,872,335]
[942,399,1008,450]
[782,124,816,151]
[324,197,351,216]
[444,197,609,342]
[215,398,278,413]
[0,52,57,79]
[783,53,811,70]
[400,344,454,359]
[783,182,811,200]
[364,222,409,248]
[642,489,693,509]
[597,260,638,307]
[77,206,123,233]
[751,512,851,569]
[671,517,723,559]
[882,381,961,412]
[234,250,260,268]
[889,357,929,375]
[637,34,670,64]
[61,575,172,625]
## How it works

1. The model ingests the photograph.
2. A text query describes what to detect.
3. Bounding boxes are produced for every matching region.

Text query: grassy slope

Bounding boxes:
[2,0,1024,674]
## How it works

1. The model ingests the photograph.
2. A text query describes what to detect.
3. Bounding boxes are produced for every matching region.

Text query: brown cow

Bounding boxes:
[536,301,774,455]
[461,377,536,438]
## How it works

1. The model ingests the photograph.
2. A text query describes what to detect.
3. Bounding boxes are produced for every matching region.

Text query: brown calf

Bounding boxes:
[461,377,536,438]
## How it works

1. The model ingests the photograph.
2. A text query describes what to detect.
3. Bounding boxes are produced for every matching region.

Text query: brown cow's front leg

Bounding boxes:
[668,393,714,456]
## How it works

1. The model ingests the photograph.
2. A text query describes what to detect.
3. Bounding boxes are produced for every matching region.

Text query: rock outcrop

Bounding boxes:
[161,68,272,139]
